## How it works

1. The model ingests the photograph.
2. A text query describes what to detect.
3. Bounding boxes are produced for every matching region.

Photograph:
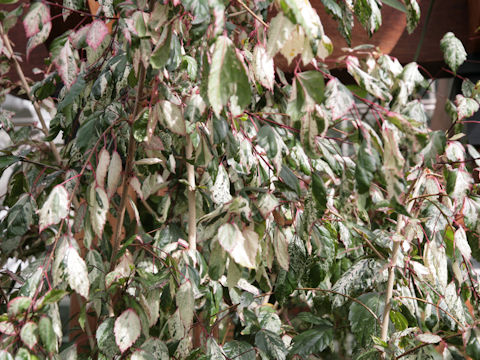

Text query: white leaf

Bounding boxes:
[135,158,163,165]
[455,94,479,120]
[130,176,143,200]
[325,78,354,120]
[176,281,194,330]
[218,223,257,269]
[65,245,90,299]
[273,228,290,271]
[89,186,109,237]
[253,45,274,90]
[279,25,312,65]
[440,32,467,73]
[267,13,296,57]
[211,164,232,205]
[96,148,110,188]
[114,309,141,353]
[445,141,465,163]
[416,333,442,344]
[20,322,38,350]
[258,193,279,218]
[53,40,78,89]
[0,321,15,335]
[444,282,467,326]
[424,241,447,289]
[105,250,134,288]
[39,185,69,232]
[454,227,471,259]
[87,20,109,51]
[159,100,186,135]
[26,19,52,59]
[451,169,473,201]
[107,151,122,198]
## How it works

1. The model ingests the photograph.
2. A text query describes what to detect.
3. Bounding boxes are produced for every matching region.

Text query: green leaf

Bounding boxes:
[96,318,120,357]
[390,310,408,331]
[140,338,169,360]
[348,292,384,346]
[176,281,194,330]
[37,289,68,309]
[0,0,18,4]
[420,131,446,168]
[255,329,287,360]
[20,322,38,350]
[440,32,467,73]
[39,316,56,353]
[0,155,20,170]
[354,0,382,35]
[8,297,32,318]
[39,185,69,232]
[208,36,251,116]
[311,172,327,213]
[279,165,300,195]
[289,324,334,357]
[297,71,325,105]
[381,0,406,12]
[355,141,379,194]
[223,341,255,360]
[6,194,35,237]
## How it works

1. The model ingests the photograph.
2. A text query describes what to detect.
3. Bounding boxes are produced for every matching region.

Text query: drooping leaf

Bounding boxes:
[346,57,391,101]
[455,94,479,120]
[176,281,194,330]
[348,292,384,346]
[96,148,110,188]
[421,131,446,168]
[208,36,251,116]
[218,223,257,269]
[65,245,90,299]
[289,323,334,357]
[114,309,141,353]
[97,318,120,357]
[325,78,354,120]
[39,316,57,353]
[89,186,109,238]
[158,100,186,135]
[454,227,471,260]
[440,32,467,73]
[354,0,382,35]
[52,40,78,89]
[107,151,122,198]
[355,141,379,194]
[211,164,232,205]
[405,0,420,34]
[255,329,287,360]
[331,259,385,307]
[253,44,274,90]
[39,185,69,232]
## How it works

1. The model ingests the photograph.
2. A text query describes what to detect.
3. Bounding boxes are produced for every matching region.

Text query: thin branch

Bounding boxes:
[236,0,268,28]
[0,28,62,166]
[110,64,146,269]
[72,293,95,352]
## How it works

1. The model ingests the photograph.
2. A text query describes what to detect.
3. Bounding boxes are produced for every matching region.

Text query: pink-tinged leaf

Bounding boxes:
[107,151,122,198]
[96,148,110,188]
[114,309,141,353]
[70,24,91,49]
[130,176,143,200]
[26,20,52,60]
[52,41,78,89]
[23,2,50,37]
[87,20,109,51]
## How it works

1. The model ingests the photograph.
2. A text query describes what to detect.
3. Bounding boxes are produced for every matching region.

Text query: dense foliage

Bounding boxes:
[1,0,480,359]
